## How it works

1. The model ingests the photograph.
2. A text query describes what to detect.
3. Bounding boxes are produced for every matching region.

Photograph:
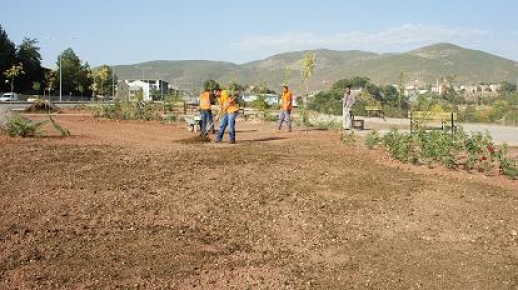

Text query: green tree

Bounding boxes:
[203,79,220,91]
[490,99,510,122]
[460,104,477,122]
[500,81,517,95]
[77,84,85,97]
[0,24,16,92]
[57,48,83,96]
[397,71,407,115]
[15,38,45,94]
[348,76,370,88]
[3,63,25,93]
[91,65,113,97]
[32,81,41,95]
[380,84,399,107]
[78,62,93,98]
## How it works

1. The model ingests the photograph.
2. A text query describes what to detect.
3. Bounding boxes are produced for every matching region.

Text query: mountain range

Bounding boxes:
[112,43,518,92]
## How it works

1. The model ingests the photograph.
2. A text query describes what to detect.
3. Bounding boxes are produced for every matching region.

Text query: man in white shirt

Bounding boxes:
[343,85,356,130]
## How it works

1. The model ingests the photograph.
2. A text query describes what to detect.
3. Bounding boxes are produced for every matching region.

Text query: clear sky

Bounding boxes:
[2,0,517,68]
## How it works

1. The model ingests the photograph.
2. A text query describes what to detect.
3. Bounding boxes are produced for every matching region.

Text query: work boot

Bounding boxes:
[229,139,236,144]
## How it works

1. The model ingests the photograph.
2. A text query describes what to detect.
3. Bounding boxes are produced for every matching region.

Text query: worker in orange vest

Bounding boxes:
[199,87,214,135]
[214,87,240,143]
[278,85,293,132]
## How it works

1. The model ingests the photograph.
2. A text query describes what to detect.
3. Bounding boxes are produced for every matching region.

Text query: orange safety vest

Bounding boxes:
[281,90,293,111]
[219,90,239,113]
[199,91,212,110]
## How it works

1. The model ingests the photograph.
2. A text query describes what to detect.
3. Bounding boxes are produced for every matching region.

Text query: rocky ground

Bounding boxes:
[1,113,517,289]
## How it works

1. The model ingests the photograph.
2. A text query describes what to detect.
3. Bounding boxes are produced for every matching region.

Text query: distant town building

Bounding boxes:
[117,79,169,101]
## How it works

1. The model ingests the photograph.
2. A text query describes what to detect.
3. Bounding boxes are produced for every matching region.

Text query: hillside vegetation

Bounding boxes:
[113,43,518,92]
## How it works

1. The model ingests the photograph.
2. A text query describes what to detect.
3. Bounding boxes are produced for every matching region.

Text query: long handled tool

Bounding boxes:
[201,101,231,139]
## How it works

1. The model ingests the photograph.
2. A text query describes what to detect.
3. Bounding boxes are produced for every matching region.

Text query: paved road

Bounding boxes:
[0,102,91,112]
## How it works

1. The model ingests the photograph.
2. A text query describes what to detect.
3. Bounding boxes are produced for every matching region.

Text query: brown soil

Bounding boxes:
[1,113,517,289]
[23,101,62,113]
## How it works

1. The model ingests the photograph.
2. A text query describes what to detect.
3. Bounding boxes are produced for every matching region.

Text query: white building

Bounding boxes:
[241,93,281,106]
[120,79,169,101]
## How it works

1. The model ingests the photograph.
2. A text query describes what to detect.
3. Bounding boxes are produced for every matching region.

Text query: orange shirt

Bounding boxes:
[281,90,293,111]
[218,90,239,113]
[199,91,212,110]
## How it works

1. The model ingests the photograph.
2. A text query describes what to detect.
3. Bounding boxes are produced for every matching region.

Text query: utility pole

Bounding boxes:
[59,54,62,102]
[112,68,115,98]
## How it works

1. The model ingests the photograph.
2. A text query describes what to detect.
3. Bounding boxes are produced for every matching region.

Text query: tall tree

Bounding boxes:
[57,48,83,96]
[3,63,25,93]
[0,24,16,92]
[91,65,115,97]
[78,62,93,97]
[380,84,399,107]
[15,38,45,94]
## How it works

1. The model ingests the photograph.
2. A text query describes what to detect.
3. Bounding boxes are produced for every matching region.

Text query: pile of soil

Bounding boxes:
[176,134,212,144]
[24,100,61,113]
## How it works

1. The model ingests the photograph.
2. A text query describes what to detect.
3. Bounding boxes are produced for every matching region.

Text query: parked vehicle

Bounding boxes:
[0,92,20,102]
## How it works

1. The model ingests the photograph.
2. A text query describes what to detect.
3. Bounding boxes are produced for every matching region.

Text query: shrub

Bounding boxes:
[92,100,164,121]
[341,130,357,145]
[163,114,177,123]
[365,130,381,149]
[492,144,518,179]
[311,119,342,130]
[382,129,411,162]
[380,127,518,179]
[2,115,47,137]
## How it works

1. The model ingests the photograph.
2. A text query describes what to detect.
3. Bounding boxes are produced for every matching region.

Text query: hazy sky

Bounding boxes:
[2,0,517,68]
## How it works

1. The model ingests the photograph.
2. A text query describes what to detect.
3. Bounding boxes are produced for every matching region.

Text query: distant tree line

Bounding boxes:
[0,24,116,98]
[308,76,518,123]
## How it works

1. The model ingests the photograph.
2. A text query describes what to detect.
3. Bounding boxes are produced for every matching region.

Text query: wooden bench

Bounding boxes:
[408,111,458,135]
[365,105,384,118]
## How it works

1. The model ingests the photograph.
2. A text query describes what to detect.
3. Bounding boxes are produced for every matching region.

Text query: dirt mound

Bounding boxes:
[175,134,212,144]
[24,100,61,113]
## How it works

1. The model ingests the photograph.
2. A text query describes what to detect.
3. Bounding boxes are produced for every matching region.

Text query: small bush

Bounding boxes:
[3,115,47,137]
[311,120,342,130]
[263,112,279,122]
[92,100,164,121]
[341,130,357,145]
[380,127,518,179]
[493,144,518,179]
[163,114,177,122]
[365,130,382,149]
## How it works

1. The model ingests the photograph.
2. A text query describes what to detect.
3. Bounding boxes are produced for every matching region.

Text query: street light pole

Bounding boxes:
[59,54,62,102]
[112,68,115,98]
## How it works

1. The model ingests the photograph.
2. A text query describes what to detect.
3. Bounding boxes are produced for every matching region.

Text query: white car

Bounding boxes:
[0,92,20,102]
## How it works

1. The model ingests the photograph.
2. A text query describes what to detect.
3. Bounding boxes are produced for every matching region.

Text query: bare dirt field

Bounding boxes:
[1,113,518,289]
